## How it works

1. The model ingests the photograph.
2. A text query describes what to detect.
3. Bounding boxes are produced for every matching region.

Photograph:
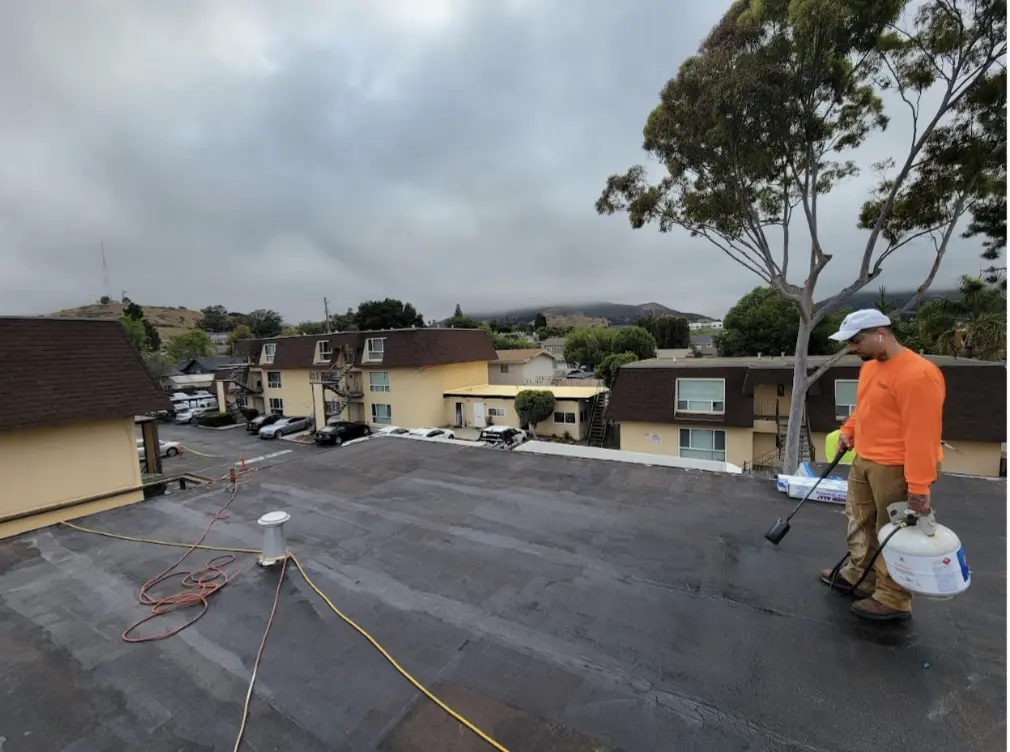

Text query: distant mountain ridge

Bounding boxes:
[463,301,713,326]
[815,287,958,312]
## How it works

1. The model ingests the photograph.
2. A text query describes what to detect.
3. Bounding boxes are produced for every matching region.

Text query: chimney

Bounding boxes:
[257,511,290,566]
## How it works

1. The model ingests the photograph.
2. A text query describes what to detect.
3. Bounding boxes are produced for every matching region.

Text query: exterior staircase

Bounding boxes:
[775,400,814,466]
[222,362,262,423]
[587,391,611,448]
[311,345,360,420]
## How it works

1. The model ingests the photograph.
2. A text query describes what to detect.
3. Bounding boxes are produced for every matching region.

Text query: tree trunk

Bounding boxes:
[782,320,813,474]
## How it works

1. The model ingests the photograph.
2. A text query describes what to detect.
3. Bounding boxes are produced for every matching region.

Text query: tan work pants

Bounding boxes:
[837,456,913,612]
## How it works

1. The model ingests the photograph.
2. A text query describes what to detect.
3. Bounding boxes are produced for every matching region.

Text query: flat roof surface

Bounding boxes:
[444,383,607,399]
[0,440,1004,751]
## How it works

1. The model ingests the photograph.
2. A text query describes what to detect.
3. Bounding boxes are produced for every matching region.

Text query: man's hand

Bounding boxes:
[908,493,931,515]
[838,433,854,452]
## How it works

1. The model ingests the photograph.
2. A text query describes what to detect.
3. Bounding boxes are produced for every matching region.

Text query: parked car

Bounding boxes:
[478,426,527,449]
[246,414,284,434]
[259,416,313,439]
[315,419,371,446]
[408,428,456,440]
[136,439,182,457]
[374,425,410,437]
[175,407,215,424]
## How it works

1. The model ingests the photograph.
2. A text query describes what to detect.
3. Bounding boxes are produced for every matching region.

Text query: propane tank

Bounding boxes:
[878,503,970,599]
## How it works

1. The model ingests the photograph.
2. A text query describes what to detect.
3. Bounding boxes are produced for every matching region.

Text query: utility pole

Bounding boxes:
[101,241,110,300]
[323,297,331,332]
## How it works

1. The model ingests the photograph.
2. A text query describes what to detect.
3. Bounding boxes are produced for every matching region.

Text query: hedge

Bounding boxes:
[240,406,259,421]
[198,412,236,427]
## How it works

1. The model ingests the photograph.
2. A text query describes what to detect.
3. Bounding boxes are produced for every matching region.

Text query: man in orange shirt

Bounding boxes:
[819,309,946,622]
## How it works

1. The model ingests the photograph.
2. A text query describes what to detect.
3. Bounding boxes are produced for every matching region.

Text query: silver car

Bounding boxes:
[259,415,313,439]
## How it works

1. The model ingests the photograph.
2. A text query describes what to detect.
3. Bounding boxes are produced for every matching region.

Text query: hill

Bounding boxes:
[815,287,958,312]
[464,301,713,327]
[49,301,203,340]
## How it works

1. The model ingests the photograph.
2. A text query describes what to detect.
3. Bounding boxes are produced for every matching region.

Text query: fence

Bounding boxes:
[550,377,605,388]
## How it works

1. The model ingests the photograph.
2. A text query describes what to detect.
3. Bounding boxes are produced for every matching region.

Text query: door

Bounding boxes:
[455,402,463,427]
[473,402,486,428]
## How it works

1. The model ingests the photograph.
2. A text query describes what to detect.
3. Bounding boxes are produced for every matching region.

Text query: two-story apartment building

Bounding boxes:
[606,354,1007,477]
[488,349,558,386]
[217,328,498,430]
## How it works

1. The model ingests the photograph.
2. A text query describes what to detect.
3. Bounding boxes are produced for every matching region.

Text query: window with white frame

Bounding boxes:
[263,343,276,363]
[679,428,726,462]
[369,371,390,392]
[316,341,332,362]
[488,407,506,418]
[834,380,858,420]
[371,403,392,424]
[267,371,282,388]
[269,398,284,415]
[365,338,385,362]
[676,378,725,414]
[554,411,576,424]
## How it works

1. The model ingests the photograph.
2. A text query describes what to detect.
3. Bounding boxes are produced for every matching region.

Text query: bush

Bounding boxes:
[198,412,235,427]
[240,406,259,421]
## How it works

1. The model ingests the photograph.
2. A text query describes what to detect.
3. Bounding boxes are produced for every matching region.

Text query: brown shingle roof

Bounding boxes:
[234,328,499,370]
[608,358,1007,442]
[494,348,553,364]
[0,317,172,431]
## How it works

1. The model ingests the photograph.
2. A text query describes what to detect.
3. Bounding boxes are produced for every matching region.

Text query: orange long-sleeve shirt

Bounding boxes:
[840,349,946,495]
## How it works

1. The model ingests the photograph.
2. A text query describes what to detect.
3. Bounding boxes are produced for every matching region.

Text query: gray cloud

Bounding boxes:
[0,0,991,324]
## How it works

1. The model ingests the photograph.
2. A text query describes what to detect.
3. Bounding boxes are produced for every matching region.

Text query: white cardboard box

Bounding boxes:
[785,476,848,504]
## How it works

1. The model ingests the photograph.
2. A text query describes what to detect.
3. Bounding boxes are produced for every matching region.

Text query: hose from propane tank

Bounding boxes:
[827,524,905,595]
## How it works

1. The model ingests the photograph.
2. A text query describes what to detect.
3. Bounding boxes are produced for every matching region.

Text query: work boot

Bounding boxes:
[851,597,912,622]
[819,568,873,598]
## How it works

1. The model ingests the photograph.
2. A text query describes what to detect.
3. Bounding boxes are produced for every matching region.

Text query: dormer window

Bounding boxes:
[365,338,385,363]
[316,340,332,363]
[263,343,277,364]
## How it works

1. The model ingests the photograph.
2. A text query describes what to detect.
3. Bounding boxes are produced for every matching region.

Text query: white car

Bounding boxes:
[136,439,182,458]
[175,407,214,424]
[408,428,456,440]
[374,426,411,437]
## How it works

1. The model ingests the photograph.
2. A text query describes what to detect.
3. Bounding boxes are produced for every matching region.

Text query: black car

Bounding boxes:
[315,419,371,446]
[246,414,283,433]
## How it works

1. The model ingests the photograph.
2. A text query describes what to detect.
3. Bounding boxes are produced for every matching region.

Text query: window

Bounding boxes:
[500,364,512,374]
[676,378,725,414]
[488,407,506,418]
[369,371,390,392]
[269,398,284,415]
[365,338,385,362]
[835,380,858,420]
[263,343,276,364]
[237,396,247,408]
[579,409,587,423]
[267,371,282,388]
[679,428,726,462]
[371,403,392,424]
[554,411,576,424]
[316,341,332,362]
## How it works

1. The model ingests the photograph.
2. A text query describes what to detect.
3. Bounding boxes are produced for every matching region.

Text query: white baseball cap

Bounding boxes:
[828,309,892,341]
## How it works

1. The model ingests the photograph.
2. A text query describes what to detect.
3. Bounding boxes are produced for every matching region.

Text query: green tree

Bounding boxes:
[534,312,548,329]
[595,352,639,389]
[120,296,160,351]
[295,320,328,335]
[166,329,215,361]
[916,275,1006,359]
[596,0,1005,472]
[477,323,535,350]
[612,326,657,360]
[228,324,252,353]
[120,316,149,352]
[142,350,175,388]
[99,295,111,305]
[330,308,357,331]
[514,389,556,437]
[245,309,284,338]
[354,299,425,330]
[199,305,232,332]
[637,315,690,348]
[445,314,479,329]
[563,326,616,369]
[454,303,463,317]
[714,288,843,357]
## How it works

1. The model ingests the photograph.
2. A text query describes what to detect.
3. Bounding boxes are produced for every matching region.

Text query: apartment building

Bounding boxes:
[488,349,558,386]
[606,354,1007,477]
[217,328,498,429]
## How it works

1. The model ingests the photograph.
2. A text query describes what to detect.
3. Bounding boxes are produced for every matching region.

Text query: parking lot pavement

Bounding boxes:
[146,422,322,478]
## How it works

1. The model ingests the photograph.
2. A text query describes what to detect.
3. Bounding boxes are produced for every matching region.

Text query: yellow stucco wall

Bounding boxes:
[362,361,489,428]
[0,417,145,539]
[445,396,590,439]
[617,421,754,466]
[260,368,317,419]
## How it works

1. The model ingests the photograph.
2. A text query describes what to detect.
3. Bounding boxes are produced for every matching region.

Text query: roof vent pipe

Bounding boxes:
[257,511,291,566]
[758,352,762,359]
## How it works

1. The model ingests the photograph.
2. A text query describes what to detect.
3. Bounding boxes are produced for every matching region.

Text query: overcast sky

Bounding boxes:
[0,0,989,323]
